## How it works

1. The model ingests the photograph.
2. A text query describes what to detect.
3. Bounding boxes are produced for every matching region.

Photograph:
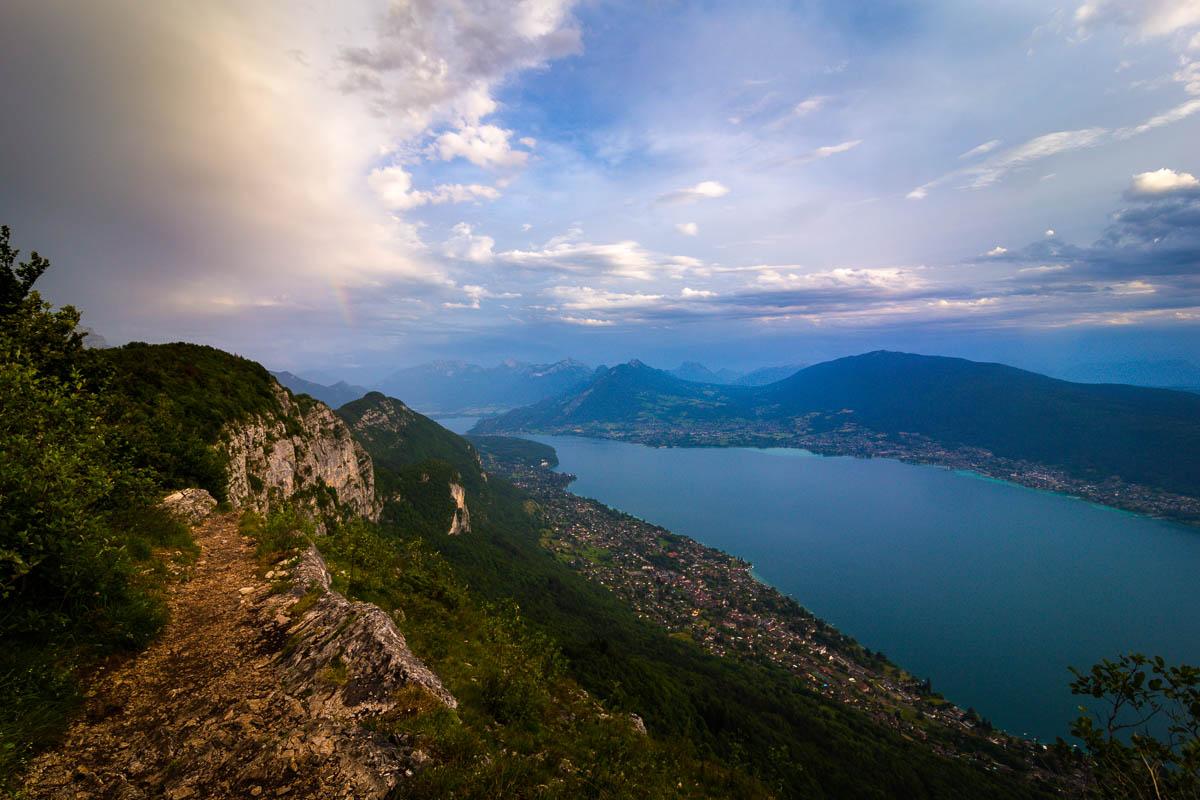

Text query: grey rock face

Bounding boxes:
[447,482,471,535]
[222,384,380,520]
[274,547,457,712]
[160,488,218,524]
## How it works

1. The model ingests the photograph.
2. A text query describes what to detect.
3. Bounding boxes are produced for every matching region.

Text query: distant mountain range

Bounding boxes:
[275,357,810,415]
[271,371,369,409]
[667,361,808,386]
[376,359,596,414]
[474,351,1200,501]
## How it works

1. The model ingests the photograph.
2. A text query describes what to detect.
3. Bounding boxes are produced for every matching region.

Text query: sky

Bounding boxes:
[2,0,1199,380]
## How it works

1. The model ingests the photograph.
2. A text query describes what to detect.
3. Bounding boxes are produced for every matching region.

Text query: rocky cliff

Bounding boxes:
[222,384,380,520]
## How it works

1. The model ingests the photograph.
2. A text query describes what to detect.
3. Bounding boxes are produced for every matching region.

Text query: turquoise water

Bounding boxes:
[532,435,1200,742]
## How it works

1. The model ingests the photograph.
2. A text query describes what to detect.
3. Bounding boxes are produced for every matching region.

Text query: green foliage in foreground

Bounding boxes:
[242,508,766,799]
[0,227,194,784]
[1065,653,1200,799]
[94,341,283,500]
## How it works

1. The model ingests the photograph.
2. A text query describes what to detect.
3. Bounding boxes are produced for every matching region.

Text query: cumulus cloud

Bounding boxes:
[432,124,531,168]
[656,180,731,205]
[498,229,699,280]
[676,222,699,236]
[0,0,581,363]
[443,222,495,263]
[442,282,519,309]
[368,165,501,210]
[338,1,581,135]
[681,287,717,298]
[986,246,1009,256]
[1128,168,1200,195]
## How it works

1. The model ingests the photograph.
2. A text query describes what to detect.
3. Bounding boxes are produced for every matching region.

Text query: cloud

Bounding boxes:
[675,222,699,236]
[432,124,531,168]
[499,230,697,280]
[910,128,1106,197]
[792,95,830,116]
[1128,168,1200,195]
[559,316,614,326]
[681,287,717,298]
[442,282,519,309]
[548,285,664,311]
[368,165,501,210]
[338,1,581,136]
[754,266,925,292]
[1115,97,1200,138]
[443,222,495,263]
[986,246,1009,256]
[763,139,863,170]
[1074,0,1200,38]
[959,140,1002,159]
[656,180,731,205]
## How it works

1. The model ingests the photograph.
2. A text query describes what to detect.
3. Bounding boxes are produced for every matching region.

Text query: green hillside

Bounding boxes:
[475,351,1200,499]
[348,393,1054,799]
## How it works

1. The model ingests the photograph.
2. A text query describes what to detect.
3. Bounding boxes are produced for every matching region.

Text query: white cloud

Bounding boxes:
[968,129,1108,188]
[681,287,717,298]
[813,140,862,158]
[1074,0,1200,38]
[1045,228,1057,237]
[676,222,699,236]
[909,128,1106,197]
[1129,167,1200,194]
[792,96,827,116]
[442,222,495,263]
[959,139,1002,159]
[548,285,664,311]
[432,124,531,168]
[656,180,731,205]
[1019,263,1070,273]
[1116,97,1200,138]
[521,223,533,232]
[559,316,614,326]
[499,230,696,280]
[755,267,925,292]
[986,246,1008,256]
[772,139,863,169]
[368,165,501,210]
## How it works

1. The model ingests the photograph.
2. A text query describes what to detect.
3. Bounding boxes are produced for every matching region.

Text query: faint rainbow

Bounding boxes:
[330,281,356,327]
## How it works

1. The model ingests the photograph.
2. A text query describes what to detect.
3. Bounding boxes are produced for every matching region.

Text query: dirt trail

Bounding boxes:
[21,513,409,799]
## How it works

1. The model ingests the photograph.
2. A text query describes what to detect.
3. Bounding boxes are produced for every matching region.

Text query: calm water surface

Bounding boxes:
[531,435,1200,742]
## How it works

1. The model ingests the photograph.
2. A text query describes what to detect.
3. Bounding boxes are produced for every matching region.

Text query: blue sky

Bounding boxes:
[2,0,1198,379]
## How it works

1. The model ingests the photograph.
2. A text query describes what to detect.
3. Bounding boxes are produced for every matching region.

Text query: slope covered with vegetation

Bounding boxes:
[347,392,1053,799]
[0,229,194,782]
[475,352,1200,499]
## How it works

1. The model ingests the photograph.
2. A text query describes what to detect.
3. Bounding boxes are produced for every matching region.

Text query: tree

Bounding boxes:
[1069,653,1200,799]
[0,224,51,316]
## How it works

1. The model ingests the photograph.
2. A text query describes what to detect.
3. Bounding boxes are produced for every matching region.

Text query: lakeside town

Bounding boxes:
[472,437,1080,788]
[501,415,1200,525]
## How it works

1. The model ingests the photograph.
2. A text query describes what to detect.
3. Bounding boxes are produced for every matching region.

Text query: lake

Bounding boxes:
[530,434,1200,743]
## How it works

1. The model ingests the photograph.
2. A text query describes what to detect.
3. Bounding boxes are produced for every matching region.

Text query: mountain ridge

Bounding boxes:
[474,350,1200,510]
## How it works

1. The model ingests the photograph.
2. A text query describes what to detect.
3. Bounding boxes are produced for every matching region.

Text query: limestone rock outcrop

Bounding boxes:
[222,384,380,520]
[160,488,217,524]
[447,482,471,535]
